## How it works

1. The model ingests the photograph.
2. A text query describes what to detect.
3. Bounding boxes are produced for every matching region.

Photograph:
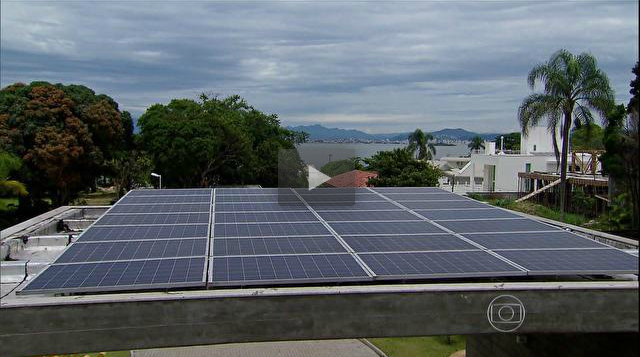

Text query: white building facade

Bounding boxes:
[438,126,561,193]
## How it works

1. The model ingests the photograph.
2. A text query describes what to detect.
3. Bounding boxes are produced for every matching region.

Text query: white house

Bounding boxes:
[438,126,563,193]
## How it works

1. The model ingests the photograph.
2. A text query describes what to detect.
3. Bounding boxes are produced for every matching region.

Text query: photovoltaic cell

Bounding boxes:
[119,195,211,204]
[210,254,369,284]
[215,211,318,223]
[400,200,489,210]
[216,188,286,195]
[462,231,606,250]
[215,202,307,212]
[382,193,468,201]
[495,249,639,274]
[215,194,299,203]
[343,234,477,252]
[310,201,399,211]
[212,236,346,256]
[56,239,208,263]
[214,222,330,237]
[95,213,210,226]
[415,209,520,220]
[359,251,524,278]
[110,203,211,214]
[438,219,555,234]
[21,257,206,293]
[318,210,418,222]
[127,189,212,196]
[77,225,208,242]
[327,221,444,235]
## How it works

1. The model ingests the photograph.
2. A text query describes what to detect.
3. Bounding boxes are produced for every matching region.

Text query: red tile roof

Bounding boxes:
[325,170,378,188]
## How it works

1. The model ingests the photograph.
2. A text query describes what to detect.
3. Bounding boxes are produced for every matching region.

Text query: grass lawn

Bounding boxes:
[72,190,118,206]
[369,336,465,357]
[486,199,590,226]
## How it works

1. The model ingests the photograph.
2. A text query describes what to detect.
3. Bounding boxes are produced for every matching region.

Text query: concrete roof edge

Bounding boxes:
[2,280,637,308]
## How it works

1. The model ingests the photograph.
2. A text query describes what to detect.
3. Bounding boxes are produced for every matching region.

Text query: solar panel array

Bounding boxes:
[21,187,638,294]
[21,189,212,294]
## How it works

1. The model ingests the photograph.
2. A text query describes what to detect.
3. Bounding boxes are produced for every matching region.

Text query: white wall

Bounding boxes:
[473,154,554,191]
[520,126,561,154]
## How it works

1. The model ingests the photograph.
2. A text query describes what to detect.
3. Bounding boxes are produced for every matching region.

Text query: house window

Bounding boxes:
[525,163,531,172]
[533,144,537,151]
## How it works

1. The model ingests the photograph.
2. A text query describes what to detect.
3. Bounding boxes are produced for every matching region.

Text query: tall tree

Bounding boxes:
[0,82,124,206]
[407,129,436,160]
[467,136,485,152]
[0,151,28,197]
[518,50,614,217]
[137,94,304,188]
[494,132,521,151]
[365,148,441,187]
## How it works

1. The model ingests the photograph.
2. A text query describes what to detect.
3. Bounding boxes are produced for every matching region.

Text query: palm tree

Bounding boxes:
[518,49,614,217]
[0,152,28,197]
[407,129,436,160]
[468,136,485,153]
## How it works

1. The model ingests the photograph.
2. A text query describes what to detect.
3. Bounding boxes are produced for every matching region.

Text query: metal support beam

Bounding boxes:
[1,282,638,356]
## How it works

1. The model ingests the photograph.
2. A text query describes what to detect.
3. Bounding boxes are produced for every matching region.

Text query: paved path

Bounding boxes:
[132,339,381,357]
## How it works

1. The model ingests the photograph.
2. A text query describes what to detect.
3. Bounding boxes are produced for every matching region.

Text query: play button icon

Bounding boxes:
[307,165,331,190]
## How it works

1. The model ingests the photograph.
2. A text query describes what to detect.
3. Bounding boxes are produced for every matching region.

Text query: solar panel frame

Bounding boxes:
[343,234,479,253]
[215,211,319,223]
[208,254,372,286]
[358,251,527,280]
[55,238,209,263]
[95,212,211,226]
[461,231,610,250]
[212,236,348,256]
[213,222,333,238]
[494,248,640,275]
[20,186,639,295]
[19,257,208,295]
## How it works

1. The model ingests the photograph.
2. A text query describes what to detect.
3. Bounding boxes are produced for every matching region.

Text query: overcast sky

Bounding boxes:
[1,1,638,133]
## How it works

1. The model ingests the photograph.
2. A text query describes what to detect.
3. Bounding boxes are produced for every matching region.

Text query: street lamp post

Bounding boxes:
[151,173,162,189]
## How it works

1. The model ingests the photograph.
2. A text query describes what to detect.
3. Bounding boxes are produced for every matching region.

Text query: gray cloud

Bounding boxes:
[1,0,637,133]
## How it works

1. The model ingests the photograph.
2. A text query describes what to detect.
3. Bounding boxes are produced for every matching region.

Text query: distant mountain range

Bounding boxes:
[287,124,503,141]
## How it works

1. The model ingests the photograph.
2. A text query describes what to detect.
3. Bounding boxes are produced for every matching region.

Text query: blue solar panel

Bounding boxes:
[95,213,210,226]
[310,202,399,211]
[495,249,639,274]
[215,195,299,203]
[400,200,489,209]
[215,211,318,223]
[343,234,477,252]
[382,193,468,201]
[56,239,208,263]
[214,222,330,237]
[462,231,607,250]
[212,236,346,256]
[438,218,555,233]
[415,209,520,220]
[358,251,524,278]
[22,186,638,295]
[216,188,286,195]
[215,202,307,212]
[210,254,369,285]
[78,225,208,242]
[128,189,212,196]
[318,210,417,222]
[120,195,211,204]
[110,203,211,214]
[21,257,206,294]
[328,221,444,235]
